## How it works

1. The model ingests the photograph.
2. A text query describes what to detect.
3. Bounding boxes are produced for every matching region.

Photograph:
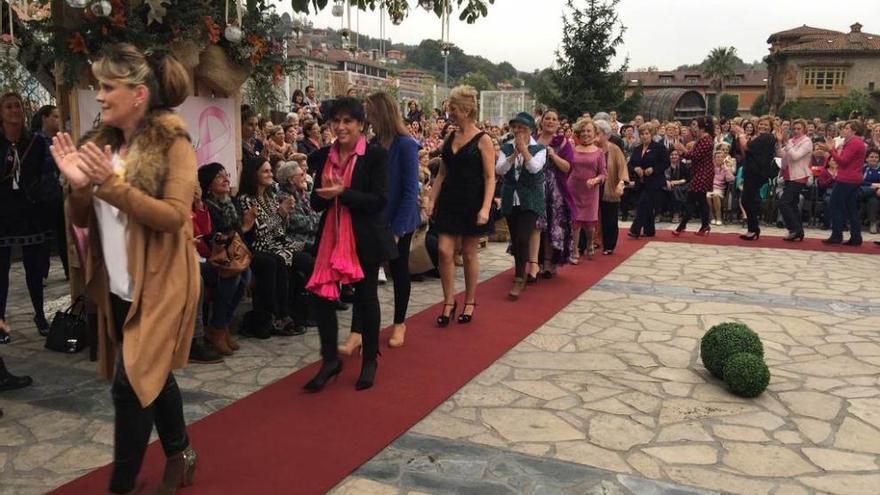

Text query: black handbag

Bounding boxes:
[45,296,88,353]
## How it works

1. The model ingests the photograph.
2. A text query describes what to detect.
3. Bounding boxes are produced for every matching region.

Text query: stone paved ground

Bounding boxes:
[1,222,879,495]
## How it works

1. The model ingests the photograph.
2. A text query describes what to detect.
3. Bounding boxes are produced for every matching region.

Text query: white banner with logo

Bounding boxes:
[76,90,238,185]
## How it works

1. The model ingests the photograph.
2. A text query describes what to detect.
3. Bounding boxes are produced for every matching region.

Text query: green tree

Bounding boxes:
[831,89,878,119]
[703,47,738,117]
[548,0,627,115]
[750,94,769,116]
[719,94,739,119]
[778,99,831,121]
[290,0,495,24]
[458,71,494,92]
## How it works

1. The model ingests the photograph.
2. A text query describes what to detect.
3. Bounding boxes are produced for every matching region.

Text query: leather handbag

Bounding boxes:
[45,296,88,353]
[209,232,252,278]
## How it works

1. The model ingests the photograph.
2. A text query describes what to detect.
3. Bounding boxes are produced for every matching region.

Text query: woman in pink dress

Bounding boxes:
[567,119,606,261]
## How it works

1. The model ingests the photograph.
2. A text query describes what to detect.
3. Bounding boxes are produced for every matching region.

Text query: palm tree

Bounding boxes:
[703,47,738,117]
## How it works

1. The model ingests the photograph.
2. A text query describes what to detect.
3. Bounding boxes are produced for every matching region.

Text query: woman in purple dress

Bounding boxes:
[567,119,606,261]
[534,110,575,277]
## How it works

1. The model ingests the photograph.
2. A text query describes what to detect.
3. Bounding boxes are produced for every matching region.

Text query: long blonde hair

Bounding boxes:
[365,91,409,143]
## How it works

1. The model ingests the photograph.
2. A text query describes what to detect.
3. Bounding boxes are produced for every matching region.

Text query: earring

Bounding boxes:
[134,102,139,108]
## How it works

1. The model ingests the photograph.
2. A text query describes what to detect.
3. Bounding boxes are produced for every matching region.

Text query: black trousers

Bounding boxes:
[741,177,764,233]
[50,200,69,278]
[599,200,619,251]
[830,182,862,242]
[108,295,188,494]
[677,191,710,231]
[250,251,290,319]
[779,181,805,235]
[630,188,661,237]
[288,251,315,325]
[0,244,48,320]
[317,264,380,362]
[506,207,538,279]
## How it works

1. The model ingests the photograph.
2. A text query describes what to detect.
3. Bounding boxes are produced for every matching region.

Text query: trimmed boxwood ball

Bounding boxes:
[700,322,764,378]
[723,353,770,397]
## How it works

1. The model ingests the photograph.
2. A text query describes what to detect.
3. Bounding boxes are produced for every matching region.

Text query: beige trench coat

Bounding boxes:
[68,135,199,407]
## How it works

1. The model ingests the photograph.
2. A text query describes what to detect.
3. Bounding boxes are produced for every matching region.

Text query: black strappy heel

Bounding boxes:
[436,301,457,327]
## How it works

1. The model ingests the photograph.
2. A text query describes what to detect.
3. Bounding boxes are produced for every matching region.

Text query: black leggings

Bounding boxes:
[317,264,380,361]
[677,191,710,231]
[599,201,619,251]
[108,295,188,494]
[0,244,48,321]
[250,251,290,319]
[386,233,413,324]
[506,207,538,279]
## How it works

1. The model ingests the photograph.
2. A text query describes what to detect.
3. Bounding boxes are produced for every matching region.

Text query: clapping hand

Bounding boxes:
[315,175,345,199]
[78,142,115,185]
[49,133,90,189]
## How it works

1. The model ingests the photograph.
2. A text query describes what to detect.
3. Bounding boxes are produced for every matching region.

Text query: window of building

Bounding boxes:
[659,75,673,84]
[802,67,847,91]
[686,77,699,85]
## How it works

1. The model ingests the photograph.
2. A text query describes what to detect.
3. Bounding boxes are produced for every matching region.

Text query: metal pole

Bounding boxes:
[444,55,448,88]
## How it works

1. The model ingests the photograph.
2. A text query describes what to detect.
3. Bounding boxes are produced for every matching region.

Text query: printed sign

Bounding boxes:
[76,90,238,185]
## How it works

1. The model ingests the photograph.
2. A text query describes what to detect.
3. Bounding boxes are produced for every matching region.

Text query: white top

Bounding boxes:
[93,154,132,301]
[495,136,547,206]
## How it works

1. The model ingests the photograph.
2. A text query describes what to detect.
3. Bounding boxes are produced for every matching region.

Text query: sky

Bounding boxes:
[271,0,878,73]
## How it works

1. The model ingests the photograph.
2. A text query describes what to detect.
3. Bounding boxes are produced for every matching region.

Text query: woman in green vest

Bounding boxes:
[496,112,547,300]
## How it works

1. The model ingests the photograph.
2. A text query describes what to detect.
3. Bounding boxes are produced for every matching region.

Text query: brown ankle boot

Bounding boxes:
[150,446,197,494]
[204,327,232,356]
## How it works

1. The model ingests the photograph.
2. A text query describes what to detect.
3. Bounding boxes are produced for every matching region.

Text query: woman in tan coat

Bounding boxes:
[51,44,199,495]
[595,119,629,255]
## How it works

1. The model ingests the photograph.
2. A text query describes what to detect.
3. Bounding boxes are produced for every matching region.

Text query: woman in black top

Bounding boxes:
[303,97,397,392]
[0,92,52,342]
[627,123,668,238]
[735,116,777,240]
[427,86,495,326]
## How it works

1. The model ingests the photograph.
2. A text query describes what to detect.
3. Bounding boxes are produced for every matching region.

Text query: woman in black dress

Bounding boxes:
[735,116,777,241]
[0,92,52,342]
[428,86,496,326]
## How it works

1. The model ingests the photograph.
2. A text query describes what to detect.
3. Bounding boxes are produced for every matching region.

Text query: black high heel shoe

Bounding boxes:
[526,261,540,285]
[436,301,457,327]
[457,302,477,324]
[739,231,760,241]
[303,360,342,392]
[783,232,804,242]
[355,359,378,391]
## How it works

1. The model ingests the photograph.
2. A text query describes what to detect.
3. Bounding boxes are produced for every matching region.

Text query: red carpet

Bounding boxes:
[50,230,876,495]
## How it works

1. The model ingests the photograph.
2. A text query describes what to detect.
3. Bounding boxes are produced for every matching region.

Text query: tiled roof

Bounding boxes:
[776,31,880,54]
[767,25,841,43]
[769,23,880,54]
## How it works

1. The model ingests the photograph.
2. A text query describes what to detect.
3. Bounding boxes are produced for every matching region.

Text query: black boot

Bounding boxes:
[188,339,223,364]
[355,359,378,391]
[0,357,33,392]
[303,360,342,392]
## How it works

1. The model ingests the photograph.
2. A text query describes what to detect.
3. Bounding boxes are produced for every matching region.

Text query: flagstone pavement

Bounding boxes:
[1,222,879,495]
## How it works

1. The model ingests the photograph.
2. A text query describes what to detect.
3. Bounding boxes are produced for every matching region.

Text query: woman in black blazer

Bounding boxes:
[303,97,397,392]
[735,117,778,241]
[628,123,669,238]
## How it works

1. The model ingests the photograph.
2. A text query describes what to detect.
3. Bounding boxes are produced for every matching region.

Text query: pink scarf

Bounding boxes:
[306,137,366,300]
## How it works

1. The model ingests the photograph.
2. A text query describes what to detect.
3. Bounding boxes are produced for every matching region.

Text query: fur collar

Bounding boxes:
[89,110,191,197]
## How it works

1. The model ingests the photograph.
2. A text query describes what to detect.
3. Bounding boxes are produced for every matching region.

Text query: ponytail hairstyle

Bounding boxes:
[92,43,190,111]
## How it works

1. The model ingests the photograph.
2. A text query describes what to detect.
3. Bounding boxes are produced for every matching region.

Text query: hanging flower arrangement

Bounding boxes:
[30,0,300,91]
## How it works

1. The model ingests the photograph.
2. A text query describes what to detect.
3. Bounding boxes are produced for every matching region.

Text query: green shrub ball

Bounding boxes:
[723,353,771,398]
[700,322,764,379]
